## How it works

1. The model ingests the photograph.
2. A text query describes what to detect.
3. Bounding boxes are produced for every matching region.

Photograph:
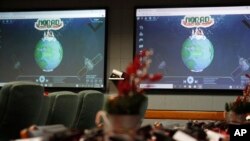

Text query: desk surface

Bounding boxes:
[145,110,225,120]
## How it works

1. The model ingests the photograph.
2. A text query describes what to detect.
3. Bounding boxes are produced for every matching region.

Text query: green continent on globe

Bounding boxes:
[181,37,214,72]
[34,37,63,72]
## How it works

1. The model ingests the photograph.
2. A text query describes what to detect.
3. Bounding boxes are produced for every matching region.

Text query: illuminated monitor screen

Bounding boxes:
[0,9,106,89]
[135,6,250,90]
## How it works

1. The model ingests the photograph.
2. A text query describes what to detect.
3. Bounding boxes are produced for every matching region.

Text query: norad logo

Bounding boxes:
[181,15,214,28]
[35,19,64,30]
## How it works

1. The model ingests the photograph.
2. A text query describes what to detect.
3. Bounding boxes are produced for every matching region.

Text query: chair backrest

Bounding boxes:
[36,95,51,125]
[46,91,81,128]
[44,91,58,125]
[139,95,148,125]
[74,90,104,130]
[0,81,44,140]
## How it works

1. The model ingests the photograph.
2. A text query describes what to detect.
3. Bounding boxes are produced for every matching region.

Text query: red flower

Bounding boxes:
[149,73,163,82]
[117,80,131,96]
[118,49,163,96]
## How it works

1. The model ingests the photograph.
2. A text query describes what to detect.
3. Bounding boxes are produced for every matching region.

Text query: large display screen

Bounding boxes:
[0,9,106,88]
[135,6,250,90]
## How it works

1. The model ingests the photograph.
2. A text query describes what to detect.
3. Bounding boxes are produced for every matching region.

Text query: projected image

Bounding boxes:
[0,10,106,88]
[136,7,250,90]
[181,16,215,73]
[34,19,64,72]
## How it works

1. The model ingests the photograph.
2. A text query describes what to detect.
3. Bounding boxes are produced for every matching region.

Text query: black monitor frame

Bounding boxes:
[0,8,108,93]
[133,5,250,95]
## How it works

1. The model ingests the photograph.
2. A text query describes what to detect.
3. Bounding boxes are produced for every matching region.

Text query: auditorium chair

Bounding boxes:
[0,81,44,140]
[74,90,104,130]
[45,91,81,129]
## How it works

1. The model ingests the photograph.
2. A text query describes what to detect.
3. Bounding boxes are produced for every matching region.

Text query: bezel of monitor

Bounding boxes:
[0,8,108,92]
[134,5,250,94]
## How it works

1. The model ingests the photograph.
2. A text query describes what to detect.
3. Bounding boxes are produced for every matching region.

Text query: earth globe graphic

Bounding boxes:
[34,31,63,72]
[181,32,214,72]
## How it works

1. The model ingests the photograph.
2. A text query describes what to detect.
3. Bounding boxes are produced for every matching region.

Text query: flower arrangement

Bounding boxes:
[106,49,162,115]
[225,74,250,115]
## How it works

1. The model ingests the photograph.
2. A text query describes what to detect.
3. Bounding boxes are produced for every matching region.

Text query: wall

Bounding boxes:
[1,0,249,124]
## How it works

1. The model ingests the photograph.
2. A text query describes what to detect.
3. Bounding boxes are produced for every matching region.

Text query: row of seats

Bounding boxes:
[41,90,104,130]
[0,81,104,140]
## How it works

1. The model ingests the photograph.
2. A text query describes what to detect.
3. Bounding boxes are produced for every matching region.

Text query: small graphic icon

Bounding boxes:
[181,15,214,28]
[88,21,103,32]
[139,38,143,42]
[139,32,143,36]
[139,44,144,48]
[187,76,194,84]
[139,25,144,30]
[77,54,103,77]
[39,76,46,83]
[198,85,202,89]
[231,57,250,79]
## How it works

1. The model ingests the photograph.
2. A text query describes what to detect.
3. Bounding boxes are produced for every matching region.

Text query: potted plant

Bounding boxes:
[97,49,162,137]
